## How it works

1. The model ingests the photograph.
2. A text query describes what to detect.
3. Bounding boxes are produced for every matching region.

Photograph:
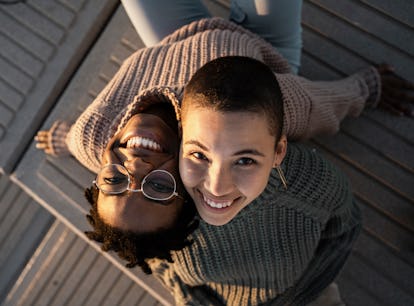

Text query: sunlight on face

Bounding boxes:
[180,107,286,226]
[97,113,185,233]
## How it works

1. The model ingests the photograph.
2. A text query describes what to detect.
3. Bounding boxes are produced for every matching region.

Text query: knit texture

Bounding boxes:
[150,143,361,306]
[45,17,381,173]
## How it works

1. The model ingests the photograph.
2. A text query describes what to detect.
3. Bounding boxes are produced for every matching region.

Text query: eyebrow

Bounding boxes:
[184,140,266,157]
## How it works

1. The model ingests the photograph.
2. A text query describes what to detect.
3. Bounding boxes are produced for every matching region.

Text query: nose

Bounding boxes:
[205,164,234,196]
[123,158,154,189]
[123,158,154,174]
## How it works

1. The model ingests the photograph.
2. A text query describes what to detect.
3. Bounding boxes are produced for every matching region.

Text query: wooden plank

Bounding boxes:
[2,221,69,306]
[0,197,36,265]
[58,0,86,13]
[302,0,413,79]
[28,0,76,28]
[139,293,163,306]
[118,283,148,306]
[0,56,34,95]
[47,243,99,305]
[340,116,414,170]
[0,183,21,224]
[83,268,124,305]
[338,245,414,306]
[353,231,414,295]
[0,9,54,62]
[337,272,386,306]
[361,0,414,26]
[100,274,136,306]
[16,226,76,306]
[0,3,66,45]
[314,132,414,201]
[311,142,413,262]
[0,33,44,78]
[311,0,414,55]
[302,26,369,76]
[0,0,119,174]
[0,197,53,303]
[30,237,89,305]
[2,217,154,306]
[63,254,112,305]
[364,111,414,144]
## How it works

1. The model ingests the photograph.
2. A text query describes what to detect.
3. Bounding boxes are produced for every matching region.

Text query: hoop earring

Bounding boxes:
[275,165,288,190]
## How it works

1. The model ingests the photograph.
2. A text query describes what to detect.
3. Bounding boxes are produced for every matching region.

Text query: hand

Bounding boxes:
[34,130,54,154]
[376,63,414,117]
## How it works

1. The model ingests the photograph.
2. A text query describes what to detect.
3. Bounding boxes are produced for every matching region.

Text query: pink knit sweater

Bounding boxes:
[46,17,380,173]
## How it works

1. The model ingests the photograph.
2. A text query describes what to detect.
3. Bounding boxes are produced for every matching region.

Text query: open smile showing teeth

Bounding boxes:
[203,195,233,209]
[126,136,162,152]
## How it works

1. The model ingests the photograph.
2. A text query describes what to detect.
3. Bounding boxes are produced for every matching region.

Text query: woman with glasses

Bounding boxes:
[35,0,413,303]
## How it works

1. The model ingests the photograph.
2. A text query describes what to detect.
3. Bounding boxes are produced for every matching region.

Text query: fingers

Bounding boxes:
[383,86,414,103]
[376,63,395,74]
[34,130,49,141]
[34,130,50,151]
[382,73,414,91]
[379,97,414,117]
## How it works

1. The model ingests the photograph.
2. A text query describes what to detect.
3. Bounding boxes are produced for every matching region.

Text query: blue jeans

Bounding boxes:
[121,0,302,73]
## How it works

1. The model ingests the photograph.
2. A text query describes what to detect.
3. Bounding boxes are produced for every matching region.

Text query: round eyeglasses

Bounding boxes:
[93,164,182,201]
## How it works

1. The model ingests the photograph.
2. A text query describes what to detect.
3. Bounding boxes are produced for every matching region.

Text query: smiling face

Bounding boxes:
[98,111,186,233]
[180,107,286,226]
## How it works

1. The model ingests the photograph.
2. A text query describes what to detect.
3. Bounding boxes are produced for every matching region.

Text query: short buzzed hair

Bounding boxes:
[182,56,284,141]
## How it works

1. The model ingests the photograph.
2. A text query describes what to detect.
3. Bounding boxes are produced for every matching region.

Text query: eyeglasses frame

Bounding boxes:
[93,164,183,201]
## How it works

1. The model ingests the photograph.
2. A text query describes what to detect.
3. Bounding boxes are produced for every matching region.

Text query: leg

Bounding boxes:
[230,0,303,73]
[121,0,211,46]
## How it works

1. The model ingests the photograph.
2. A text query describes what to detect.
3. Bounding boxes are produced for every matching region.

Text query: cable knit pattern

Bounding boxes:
[45,17,381,173]
[150,143,361,305]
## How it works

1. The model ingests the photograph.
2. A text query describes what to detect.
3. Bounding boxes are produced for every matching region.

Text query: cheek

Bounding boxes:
[179,158,205,188]
[234,169,271,198]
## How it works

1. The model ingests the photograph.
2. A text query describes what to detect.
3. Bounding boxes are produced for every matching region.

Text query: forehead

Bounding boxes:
[97,192,181,233]
[181,107,276,151]
[182,102,274,128]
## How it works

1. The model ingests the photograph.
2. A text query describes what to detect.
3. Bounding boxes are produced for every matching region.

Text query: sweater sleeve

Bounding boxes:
[277,66,381,140]
[150,260,225,306]
[288,189,362,305]
[45,51,148,173]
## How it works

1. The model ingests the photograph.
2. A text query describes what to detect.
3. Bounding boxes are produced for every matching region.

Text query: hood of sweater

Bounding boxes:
[108,86,183,142]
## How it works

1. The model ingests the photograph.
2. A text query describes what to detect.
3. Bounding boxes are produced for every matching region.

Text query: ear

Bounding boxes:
[273,135,287,167]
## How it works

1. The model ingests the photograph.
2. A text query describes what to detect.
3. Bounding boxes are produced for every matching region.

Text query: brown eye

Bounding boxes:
[236,158,256,166]
[192,152,208,161]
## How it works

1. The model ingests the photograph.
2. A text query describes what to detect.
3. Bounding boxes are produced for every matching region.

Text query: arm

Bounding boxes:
[277,66,381,140]
[278,64,414,140]
[35,50,146,173]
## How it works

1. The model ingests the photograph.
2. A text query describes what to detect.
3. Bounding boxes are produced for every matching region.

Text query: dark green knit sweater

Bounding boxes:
[150,143,361,306]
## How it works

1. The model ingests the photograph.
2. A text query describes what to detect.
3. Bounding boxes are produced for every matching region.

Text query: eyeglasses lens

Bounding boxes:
[143,171,175,200]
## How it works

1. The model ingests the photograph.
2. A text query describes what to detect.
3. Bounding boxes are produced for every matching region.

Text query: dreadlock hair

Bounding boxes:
[84,186,199,274]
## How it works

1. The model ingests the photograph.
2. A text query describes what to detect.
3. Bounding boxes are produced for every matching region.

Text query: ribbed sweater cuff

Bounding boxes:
[47,120,71,157]
[358,66,381,108]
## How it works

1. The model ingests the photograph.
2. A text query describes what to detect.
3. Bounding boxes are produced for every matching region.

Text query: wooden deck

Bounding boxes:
[0,0,413,305]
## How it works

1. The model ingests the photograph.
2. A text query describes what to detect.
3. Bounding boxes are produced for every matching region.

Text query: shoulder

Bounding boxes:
[262,143,353,214]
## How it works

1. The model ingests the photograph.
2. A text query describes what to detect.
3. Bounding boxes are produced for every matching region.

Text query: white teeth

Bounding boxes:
[126,136,162,152]
[203,195,233,209]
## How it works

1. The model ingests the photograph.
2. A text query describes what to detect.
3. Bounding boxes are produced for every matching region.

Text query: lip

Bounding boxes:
[197,190,238,212]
